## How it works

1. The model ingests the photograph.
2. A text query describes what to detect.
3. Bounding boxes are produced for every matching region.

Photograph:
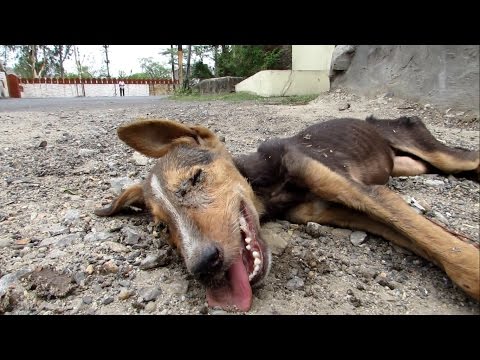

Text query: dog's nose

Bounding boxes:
[191,244,223,276]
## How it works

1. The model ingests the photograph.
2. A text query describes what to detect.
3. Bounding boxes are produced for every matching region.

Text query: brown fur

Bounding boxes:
[95,116,480,305]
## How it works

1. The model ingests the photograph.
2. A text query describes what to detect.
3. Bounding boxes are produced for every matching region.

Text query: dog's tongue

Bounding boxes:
[206,257,252,312]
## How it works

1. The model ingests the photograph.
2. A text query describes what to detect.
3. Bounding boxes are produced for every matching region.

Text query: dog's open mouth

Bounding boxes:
[205,202,270,312]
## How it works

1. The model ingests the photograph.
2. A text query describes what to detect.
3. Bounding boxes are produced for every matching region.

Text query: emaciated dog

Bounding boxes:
[95,116,480,311]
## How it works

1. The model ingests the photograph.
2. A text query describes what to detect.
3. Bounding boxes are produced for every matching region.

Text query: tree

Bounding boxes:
[50,45,73,78]
[217,45,283,78]
[183,45,192,90]
[13,45,53,78]
[139,57,170,79]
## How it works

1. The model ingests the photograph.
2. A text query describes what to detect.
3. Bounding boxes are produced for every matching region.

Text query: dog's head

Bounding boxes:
[95,119,271,311]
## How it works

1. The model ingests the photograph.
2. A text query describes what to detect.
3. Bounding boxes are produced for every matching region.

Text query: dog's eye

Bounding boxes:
[191,168,203,186]
[175,169,204,199]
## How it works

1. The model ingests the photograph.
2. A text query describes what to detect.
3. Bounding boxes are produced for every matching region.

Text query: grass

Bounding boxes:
[169,91,318,105]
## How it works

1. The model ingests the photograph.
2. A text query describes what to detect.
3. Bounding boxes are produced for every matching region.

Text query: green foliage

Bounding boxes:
[170,91,317,105]
[217,46,284,78]
[139,57,170,78]
[191,61,213,79]
[64,66,94,79]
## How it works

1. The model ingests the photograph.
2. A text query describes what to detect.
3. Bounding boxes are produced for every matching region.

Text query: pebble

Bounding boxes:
[122,227,141,245]
[132,152,149,166]
[424,179,444,187]
[0,238,11,248]
[350,231,368,246]
[145,302,156,313]
[285,276,305,291]
[305,222,328,238]
[63,209,81,225]
[86,264,95,274]
[139,250,171,270]
[139,287,162,302]
[118,289,133,300]
[102,297,114,305]
[83,296,93,304]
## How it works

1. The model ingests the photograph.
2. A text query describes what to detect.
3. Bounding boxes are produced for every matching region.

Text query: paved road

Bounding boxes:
[0,96,169,112]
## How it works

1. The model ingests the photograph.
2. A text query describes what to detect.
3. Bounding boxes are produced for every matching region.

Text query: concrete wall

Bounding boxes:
[292,45,335,71]
[236,70,330,97]
[235,45,334,97]
[21,83,149,97]
[331,45,480,116]
[0,72,8,97]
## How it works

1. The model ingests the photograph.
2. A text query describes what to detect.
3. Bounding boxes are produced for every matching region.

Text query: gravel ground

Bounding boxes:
[0,90,479,315]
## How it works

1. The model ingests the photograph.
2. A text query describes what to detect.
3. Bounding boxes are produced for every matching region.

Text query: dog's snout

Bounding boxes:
[191,244,223,276]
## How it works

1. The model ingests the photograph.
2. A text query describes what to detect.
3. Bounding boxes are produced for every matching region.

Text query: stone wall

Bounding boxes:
[331,45,479,116]
[194,76,244,94]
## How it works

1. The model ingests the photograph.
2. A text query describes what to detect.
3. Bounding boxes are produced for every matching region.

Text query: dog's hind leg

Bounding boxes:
[367,116,479,176]
[283,149,480,300]
[94,183,145,216]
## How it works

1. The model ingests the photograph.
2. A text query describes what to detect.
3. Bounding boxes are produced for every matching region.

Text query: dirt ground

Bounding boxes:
[1,90,479,315]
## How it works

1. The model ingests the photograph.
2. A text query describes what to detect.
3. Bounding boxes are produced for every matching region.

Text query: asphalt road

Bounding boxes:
[0,96,169,112]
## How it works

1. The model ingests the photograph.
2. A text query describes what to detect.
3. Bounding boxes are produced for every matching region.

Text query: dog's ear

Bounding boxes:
[117,119,220,158]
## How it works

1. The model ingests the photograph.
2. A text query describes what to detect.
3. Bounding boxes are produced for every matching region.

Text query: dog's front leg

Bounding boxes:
[282,148,479,301]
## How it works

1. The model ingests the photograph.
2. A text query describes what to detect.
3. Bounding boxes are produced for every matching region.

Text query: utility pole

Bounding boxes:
[103,45,111,78]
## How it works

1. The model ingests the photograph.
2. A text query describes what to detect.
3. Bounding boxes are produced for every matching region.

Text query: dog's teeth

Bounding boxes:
[249,274,253,281]
[239,216,247,231]
[252,251,260,258]
[246,245,251,250]
[245,237,252,244]
[254,258,262,266]
[254,265,260,272]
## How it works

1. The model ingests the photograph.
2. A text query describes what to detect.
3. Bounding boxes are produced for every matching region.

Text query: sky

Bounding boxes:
[63,45,173,77]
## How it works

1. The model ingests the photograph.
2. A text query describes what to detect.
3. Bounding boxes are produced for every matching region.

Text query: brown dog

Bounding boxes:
[95,116,480,311]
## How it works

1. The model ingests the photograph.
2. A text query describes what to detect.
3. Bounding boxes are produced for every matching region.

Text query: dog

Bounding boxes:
[95,115,480,312]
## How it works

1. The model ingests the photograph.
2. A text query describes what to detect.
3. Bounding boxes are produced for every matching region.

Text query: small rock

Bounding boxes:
[145,302,156,313]
[109,177,135,196]
[102,297,114,305]
[73,272,86,286]
[305,222,328,238]
[338,103,350,111]
[46,249,66,259]
[78,148,97,157]
[83,296,93,304]
[261,222,288,255]
[331,228,352,239]
[102,260,119,274]
[84,231,114,243]
[170,279,189,296]
[139,287,162,302]
[118,289,133,300]
[432,211,449,225]
[47,224,69,236]
[139,250,172,270]
[63,209,81,225]
[39,233,84,248]
[350,231,368,246]
[104,241,129,253]
[0,237,12,248]
[285,276,305,291]
[38,140,47,148]
[375,273,396,290]
[424,179,444,187]
[132,152,149,166]
[122,227,141,245]
[384,92,394,98]
[86,265,95,274]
